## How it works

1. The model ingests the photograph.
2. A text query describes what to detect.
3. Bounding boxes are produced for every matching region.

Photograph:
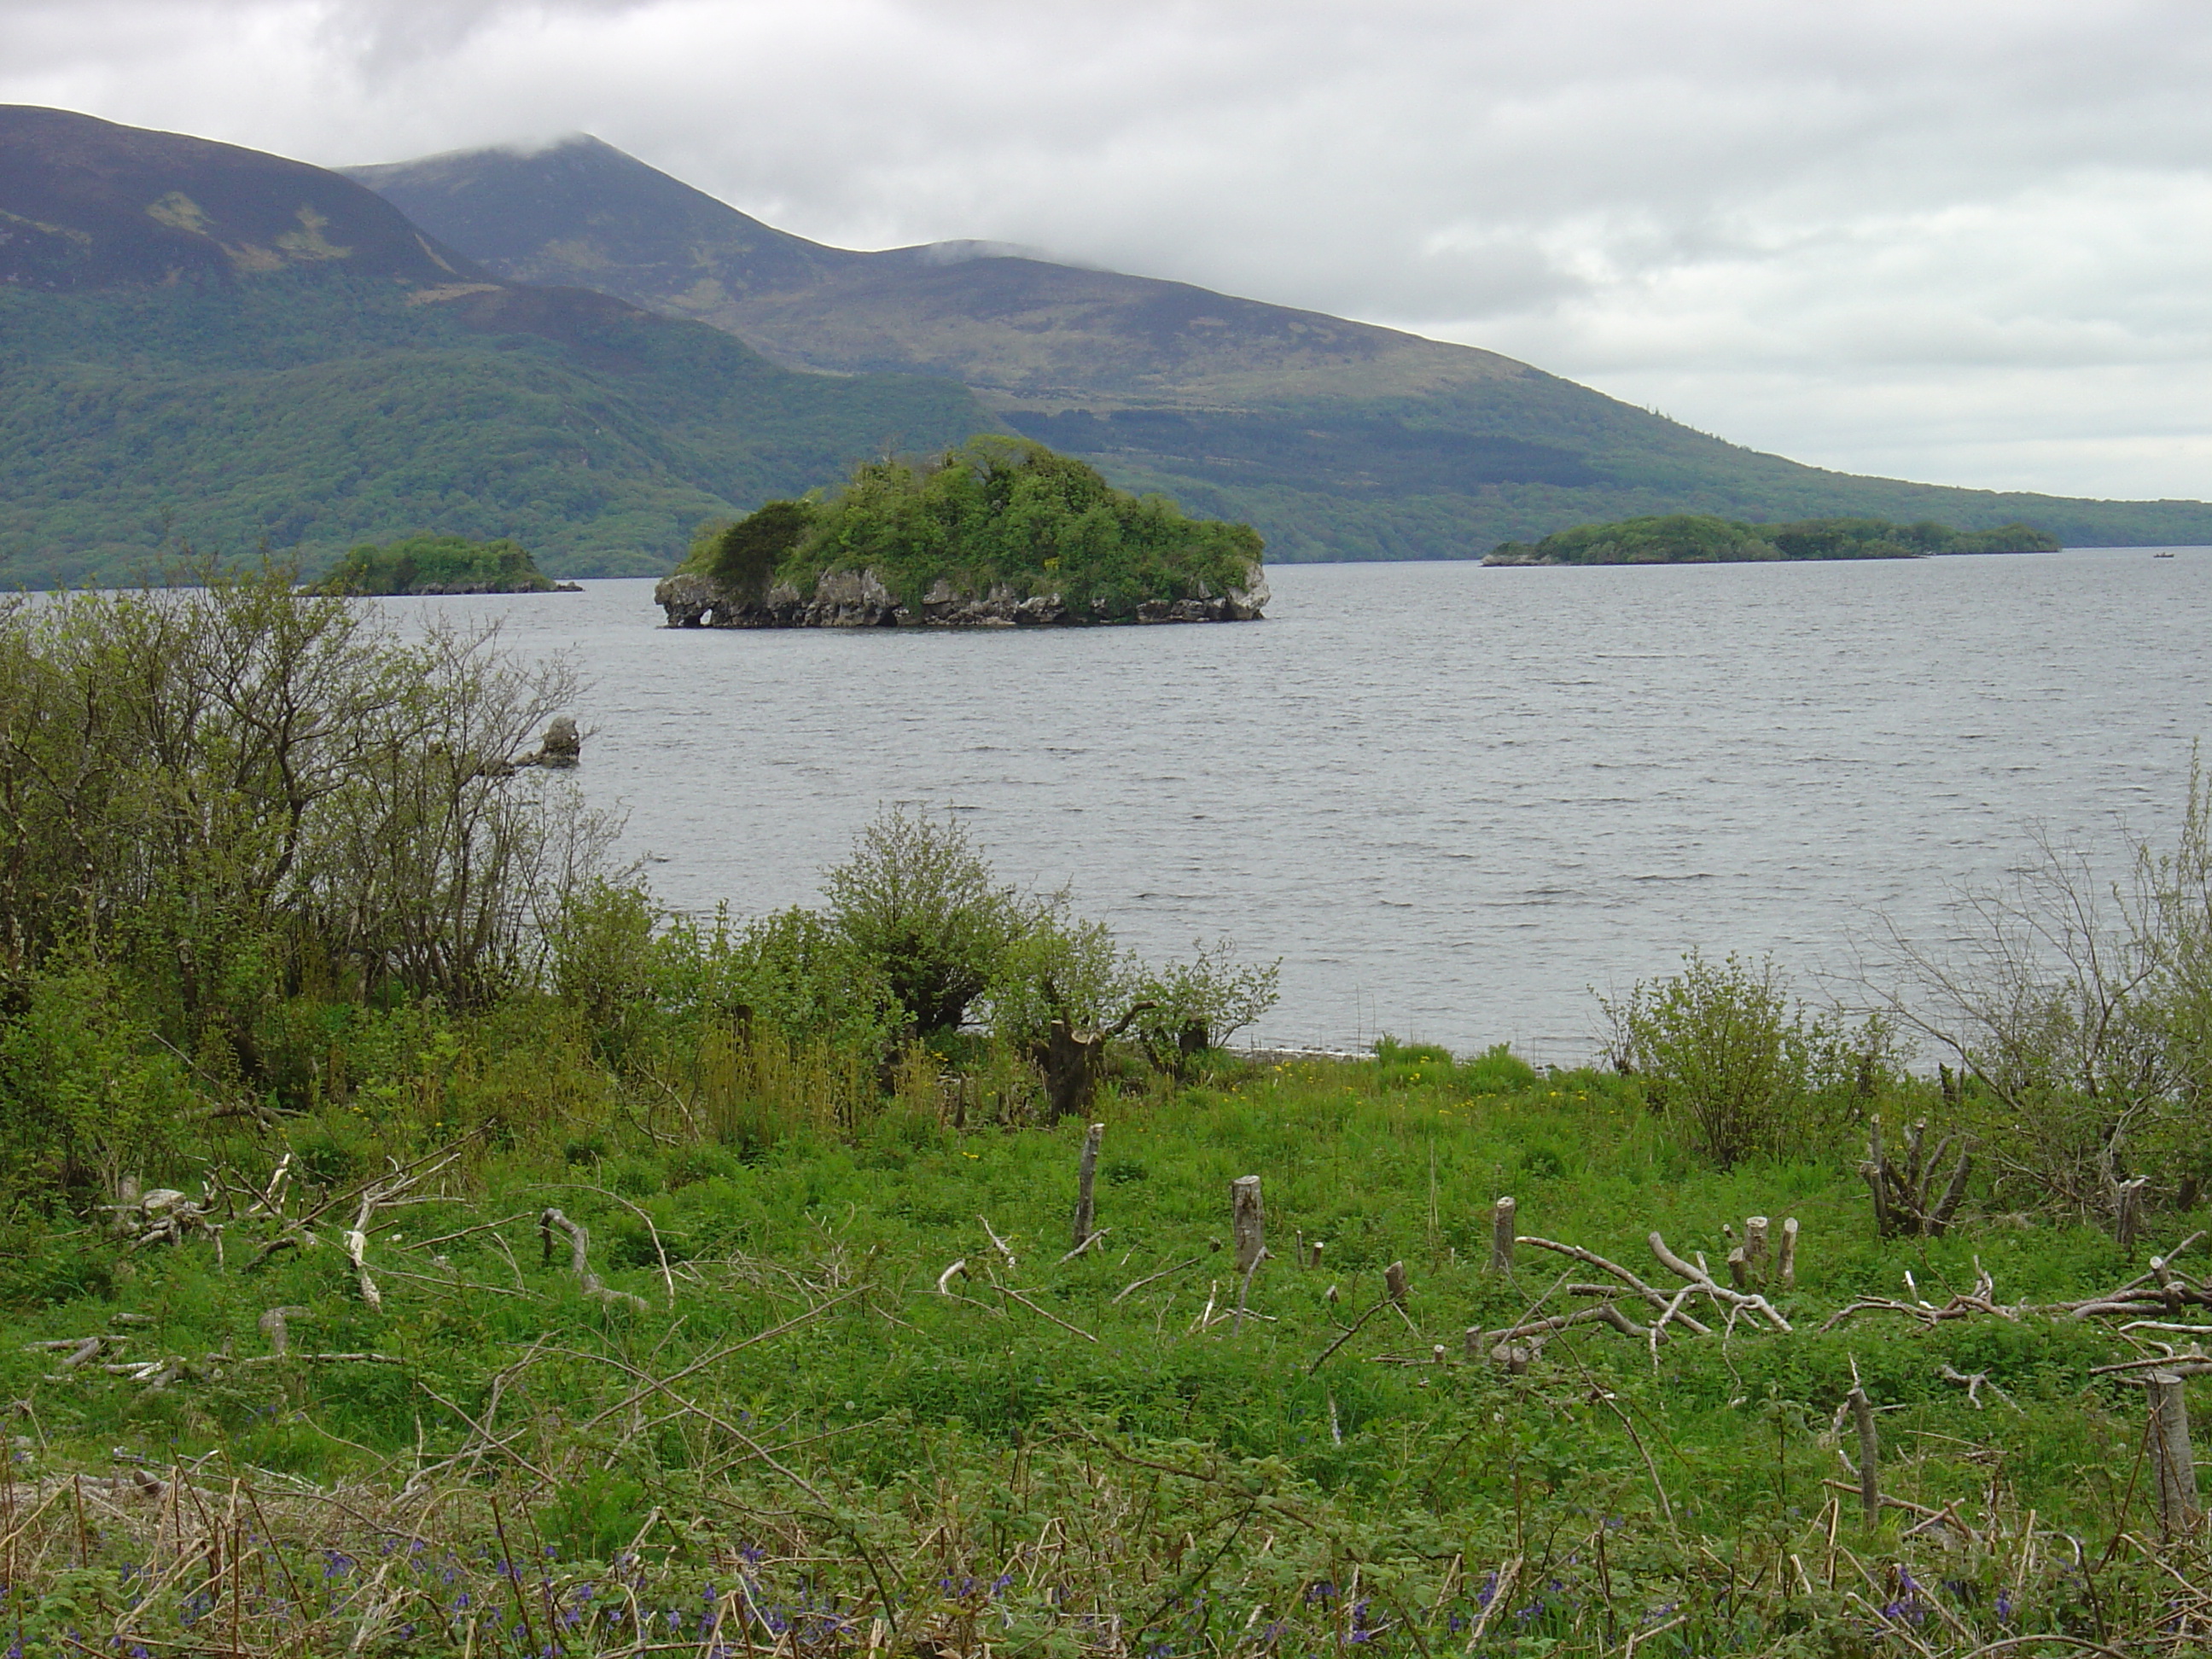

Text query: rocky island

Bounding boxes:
[654,437,1267,628]
[1483,512,2063,566]
[310,533,582,596]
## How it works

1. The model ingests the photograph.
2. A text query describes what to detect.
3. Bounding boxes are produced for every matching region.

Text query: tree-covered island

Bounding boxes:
[654,435,1268,627]
[1483,512,2064,566]
[309,533,581,596]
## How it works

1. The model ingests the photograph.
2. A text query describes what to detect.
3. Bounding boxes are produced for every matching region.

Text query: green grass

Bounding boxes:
[1,1042,2202,1655]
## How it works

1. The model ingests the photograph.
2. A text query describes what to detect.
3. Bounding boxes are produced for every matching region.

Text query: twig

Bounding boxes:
[998,1286,1100,1343]
[1309,1299,1391,1377]
[979,1215,1018,1272]
[1113,1255,1204,1304]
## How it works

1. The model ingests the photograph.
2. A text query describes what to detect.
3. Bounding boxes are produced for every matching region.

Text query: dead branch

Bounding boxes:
[538,1208,650,1313]
[1112,1254,1205,1305]
[1516,1236,1713,1334]
[1649,1231,1791,1330]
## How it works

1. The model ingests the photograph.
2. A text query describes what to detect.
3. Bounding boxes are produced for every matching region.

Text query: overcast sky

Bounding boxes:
[8,0,2210,502]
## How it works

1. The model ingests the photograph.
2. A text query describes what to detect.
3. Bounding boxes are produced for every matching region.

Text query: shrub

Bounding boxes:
[1130,940,1281,1067]
[1879,756,2212,1219]
[0,958,190,1205]
[1607,951,1883,1167]
[823,808,1039,1035]
[701,499,814,598]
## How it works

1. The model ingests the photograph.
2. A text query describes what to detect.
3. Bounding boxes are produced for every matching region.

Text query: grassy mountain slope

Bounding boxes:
[0,108,993,585]
[350,136,2212,558]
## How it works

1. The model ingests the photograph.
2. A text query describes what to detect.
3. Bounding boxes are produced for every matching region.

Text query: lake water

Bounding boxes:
[392,550,2212,1062]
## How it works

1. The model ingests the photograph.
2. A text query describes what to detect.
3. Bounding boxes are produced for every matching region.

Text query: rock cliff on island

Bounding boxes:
[654,436,1267,629]
[655,566,1266,628]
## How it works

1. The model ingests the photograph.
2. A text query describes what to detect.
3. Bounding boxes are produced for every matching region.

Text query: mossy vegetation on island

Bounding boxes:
[667,435,1267,626]
[308,532,575,595]
[1485,511,2064,566]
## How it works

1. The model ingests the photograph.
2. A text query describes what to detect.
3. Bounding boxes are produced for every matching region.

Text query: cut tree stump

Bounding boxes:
[1231,1176,1266,1274]
[1384,1260,1409,1307]
[2149,1370,2201,1540]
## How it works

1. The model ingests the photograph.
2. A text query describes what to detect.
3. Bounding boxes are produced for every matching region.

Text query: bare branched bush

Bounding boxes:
[1874,760,2212,1224]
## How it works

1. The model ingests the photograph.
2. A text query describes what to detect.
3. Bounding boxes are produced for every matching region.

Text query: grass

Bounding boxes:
[2,1044,2207,1654]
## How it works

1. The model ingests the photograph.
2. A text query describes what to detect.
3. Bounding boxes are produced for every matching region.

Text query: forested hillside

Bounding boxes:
[0,108,992,586]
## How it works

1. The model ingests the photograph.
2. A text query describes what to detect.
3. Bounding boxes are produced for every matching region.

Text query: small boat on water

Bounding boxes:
[2155,550,2176,558]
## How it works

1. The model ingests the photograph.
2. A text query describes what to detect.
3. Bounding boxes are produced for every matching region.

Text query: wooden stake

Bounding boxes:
[1231,1175,1266,1274]
[1072,1122,1104,1251]
[1847,1370,1880,1528]
[1778,1218,1799,1291]
[1490,1196,1516,1274]
[2149,1370,2201,1540]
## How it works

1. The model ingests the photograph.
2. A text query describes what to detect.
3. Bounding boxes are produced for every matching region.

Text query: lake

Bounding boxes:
[387,549,2212,1062]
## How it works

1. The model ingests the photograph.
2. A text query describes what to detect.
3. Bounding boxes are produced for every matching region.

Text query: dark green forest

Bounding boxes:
[1485,511,2066,566]
[0,275,991,589]
[309,533,568,595]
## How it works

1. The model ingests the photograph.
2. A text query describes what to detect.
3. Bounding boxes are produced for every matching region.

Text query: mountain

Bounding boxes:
[0,108,992,585]
[350,135,2212,560]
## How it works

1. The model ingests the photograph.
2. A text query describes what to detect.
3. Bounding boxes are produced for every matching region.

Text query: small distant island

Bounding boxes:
[1483,513,2064,567]
[655,436,1267,628]
[309,533,581,596]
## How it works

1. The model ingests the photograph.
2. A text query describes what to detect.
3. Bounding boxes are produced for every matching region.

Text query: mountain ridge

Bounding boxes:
[349,134,2212,558]
[0,107,994,586]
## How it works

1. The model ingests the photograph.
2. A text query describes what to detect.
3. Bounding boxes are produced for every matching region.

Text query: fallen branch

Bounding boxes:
[346,1194,381,1312]
[1516,1236,1712,1334]
[1479,1300,1656,1349]
[1649,1231,1791,1330]
[1938,1363,2022,1412]
[1058,1229,1110,1264]
[538,1208,650,1313]
[998,1285,1100,1343]
[1309,1299,1392,1377]
[1113,1254,1204,1305]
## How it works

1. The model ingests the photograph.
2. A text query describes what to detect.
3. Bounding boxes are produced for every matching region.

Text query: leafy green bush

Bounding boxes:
[0,958,189,1205]
[1130,940,1281,1065]
[823,808,1040,1036]
[1460,1041,1541,1094]
[699,498,814,597]
[1606,951,1887,1167]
